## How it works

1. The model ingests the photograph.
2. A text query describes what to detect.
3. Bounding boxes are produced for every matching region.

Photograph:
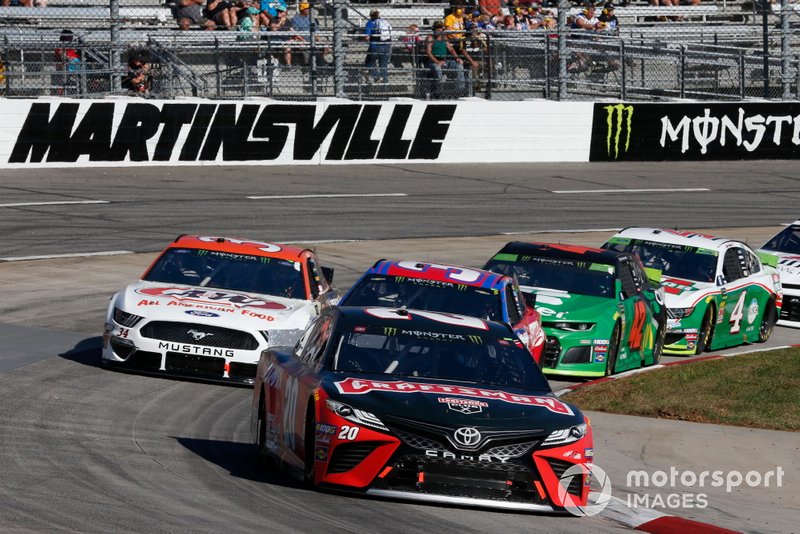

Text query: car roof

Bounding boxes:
[610,227,740,251]
[166,235,310,261]
[492,241,625,265]
[334,306,515,337]
[366,260,509,289]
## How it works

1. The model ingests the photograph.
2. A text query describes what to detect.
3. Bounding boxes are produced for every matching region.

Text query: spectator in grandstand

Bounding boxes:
[177,16,194,29]
[479,0,505,19]
[393,23,422,68]
[260,0,287,28]
[291,2,312,32]
[597,2,618,31]
[444,7,467,39]
[425,20,467,97]
[568,3,601,72]
[291,2,331,66]
[122,54,151,94]
[206,0,238,29]
[53,29,80,95]
[528,3,556,28]
[364,9,392,83]
[2,0,34,5]
[174,0,205,24]
[236,0,262,32]
[204,18,218,29]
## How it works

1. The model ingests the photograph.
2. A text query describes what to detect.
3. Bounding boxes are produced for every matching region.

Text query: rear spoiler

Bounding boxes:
[756,251,778,268]
[644,267,662,284]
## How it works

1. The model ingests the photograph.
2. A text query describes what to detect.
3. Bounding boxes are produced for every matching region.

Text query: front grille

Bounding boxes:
[485,440,539,459]
[780,295,800,322]
[327,442,381,474]
[549,459,583,497]
[110,340,136,359]
[393,428,446,452]
[561,346,591,364]
[375,453,544,504]
[229,361,257,380]
[118,350,162,371]
[543,336,561,368]
[665,333,685,346]
[165,352,225,377]
[141,321,259,350]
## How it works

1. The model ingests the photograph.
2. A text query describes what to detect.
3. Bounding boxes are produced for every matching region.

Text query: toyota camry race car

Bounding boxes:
[603,228,782,355]
[760,220,800,328]
[251,307,594,512]
[102,235,339,384]
[483,242,666,377]
[339,260,545,363]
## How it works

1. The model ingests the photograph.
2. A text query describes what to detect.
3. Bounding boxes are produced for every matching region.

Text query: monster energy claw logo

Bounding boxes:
[467,335,482,344]
[604,104,633,159]
[384,327,398,336]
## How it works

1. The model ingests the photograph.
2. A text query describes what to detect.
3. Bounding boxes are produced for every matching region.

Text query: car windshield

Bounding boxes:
[143,248,306,299]
[604,238,717,283]
[762,225,800,254]
[484,256,614,298]
[331,325,550,391]
[342,275,503,321]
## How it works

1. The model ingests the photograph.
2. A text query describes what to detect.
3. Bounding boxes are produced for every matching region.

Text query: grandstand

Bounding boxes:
[0,0,798,100]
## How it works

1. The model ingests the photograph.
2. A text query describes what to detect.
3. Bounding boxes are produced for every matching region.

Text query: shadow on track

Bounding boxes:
[59,336,103,367]
[174,437,304,490]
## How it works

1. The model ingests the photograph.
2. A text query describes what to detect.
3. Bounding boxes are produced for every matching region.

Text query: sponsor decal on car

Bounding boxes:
[438,396,488,414]
[136,287,287,311]
[314,445,329,462]
[747,298,759,324]
[157,341,235,357]
[334,378,574,415]
[315,423,337,444]
[185,310,221,317]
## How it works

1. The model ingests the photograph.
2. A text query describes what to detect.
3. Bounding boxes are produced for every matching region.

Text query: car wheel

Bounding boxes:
[650,321,665,366]
[604,322,620,377]
[303,402,316,487]
[695,306,714,355]
[758,298,777,343]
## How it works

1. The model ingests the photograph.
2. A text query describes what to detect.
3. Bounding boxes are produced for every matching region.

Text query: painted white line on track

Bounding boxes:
[502,227,621,235]
[551,188,710,194]
[1,250,133,262]
[247,193,407,200]
[0,200,110,208]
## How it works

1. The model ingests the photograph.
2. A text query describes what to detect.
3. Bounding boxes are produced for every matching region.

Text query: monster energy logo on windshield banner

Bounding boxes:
[467,335,482,344]
[604,104,633,159]
[384,327,398,336]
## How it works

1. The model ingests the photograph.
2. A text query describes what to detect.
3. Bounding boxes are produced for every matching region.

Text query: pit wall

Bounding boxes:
[0,99,797,168]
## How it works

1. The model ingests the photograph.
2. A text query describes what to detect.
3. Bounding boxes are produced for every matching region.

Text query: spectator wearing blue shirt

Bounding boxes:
[291,2,311,33]
[364,9,392,83]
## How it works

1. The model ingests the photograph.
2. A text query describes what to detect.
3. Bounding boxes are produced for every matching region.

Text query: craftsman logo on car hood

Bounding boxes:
[333,378,573,415]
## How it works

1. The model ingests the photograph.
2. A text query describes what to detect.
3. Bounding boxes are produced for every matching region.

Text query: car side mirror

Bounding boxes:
[322,266,334,284]
[522,292,537,308]
[716,274,726,287]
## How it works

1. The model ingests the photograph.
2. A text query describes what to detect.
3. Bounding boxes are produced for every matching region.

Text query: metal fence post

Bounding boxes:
[332,0,344,97]
[620,39,626,100]
[2,36,9,95]
[215,38,221,98]
[557,0,567,100]
[310,6,318,97]
[781,0,790,98]
[679,44,686,99]
[761,0,769,98]
[544,34,550,100]
[110,0,121,92]
[739,49,746,98]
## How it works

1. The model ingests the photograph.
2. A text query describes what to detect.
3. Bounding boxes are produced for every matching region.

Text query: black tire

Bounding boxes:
[303,402,316,487]
[758,298,777,343]
[695,306,714,355]
[604,322,621,377]
[650,321,666,366]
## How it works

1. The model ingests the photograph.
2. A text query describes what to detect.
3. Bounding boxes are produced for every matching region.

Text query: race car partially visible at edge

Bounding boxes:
[102,235,339,385]
[760,220,800,328]
[483,242,666,378]
[251,306,593,512]
[603,228,782,355]
[338,260,545,364]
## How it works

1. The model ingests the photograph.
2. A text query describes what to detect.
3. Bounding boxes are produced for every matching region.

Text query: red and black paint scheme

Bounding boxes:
[339,260,545,364]
[250,306,593,512]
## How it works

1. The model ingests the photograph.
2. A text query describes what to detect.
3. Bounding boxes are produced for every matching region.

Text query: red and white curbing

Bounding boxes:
[565,344,800,533]
[601,494,741,533]
[553,344,800,398]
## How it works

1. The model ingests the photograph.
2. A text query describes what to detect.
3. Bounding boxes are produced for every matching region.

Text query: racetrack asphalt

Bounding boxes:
[1,162,799,533]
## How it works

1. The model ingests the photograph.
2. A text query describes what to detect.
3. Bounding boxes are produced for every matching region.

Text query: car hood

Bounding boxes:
[660,276,716,308]
[115,280,314,331]
[529,289,616,322]
[325,375,584,432]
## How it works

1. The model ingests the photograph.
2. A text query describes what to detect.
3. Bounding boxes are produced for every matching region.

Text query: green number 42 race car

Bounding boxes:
[602,228,782,355]
[484,242,666,377]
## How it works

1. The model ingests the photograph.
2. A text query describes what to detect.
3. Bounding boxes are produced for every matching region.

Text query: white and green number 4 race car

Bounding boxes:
[603,228,783,355]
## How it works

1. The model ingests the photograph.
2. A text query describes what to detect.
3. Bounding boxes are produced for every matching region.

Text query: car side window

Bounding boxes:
[617,260,639,299]
[505,285,522,324]
[744,249,761,276]
[722,248,745,283]
[294,315,324,359]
